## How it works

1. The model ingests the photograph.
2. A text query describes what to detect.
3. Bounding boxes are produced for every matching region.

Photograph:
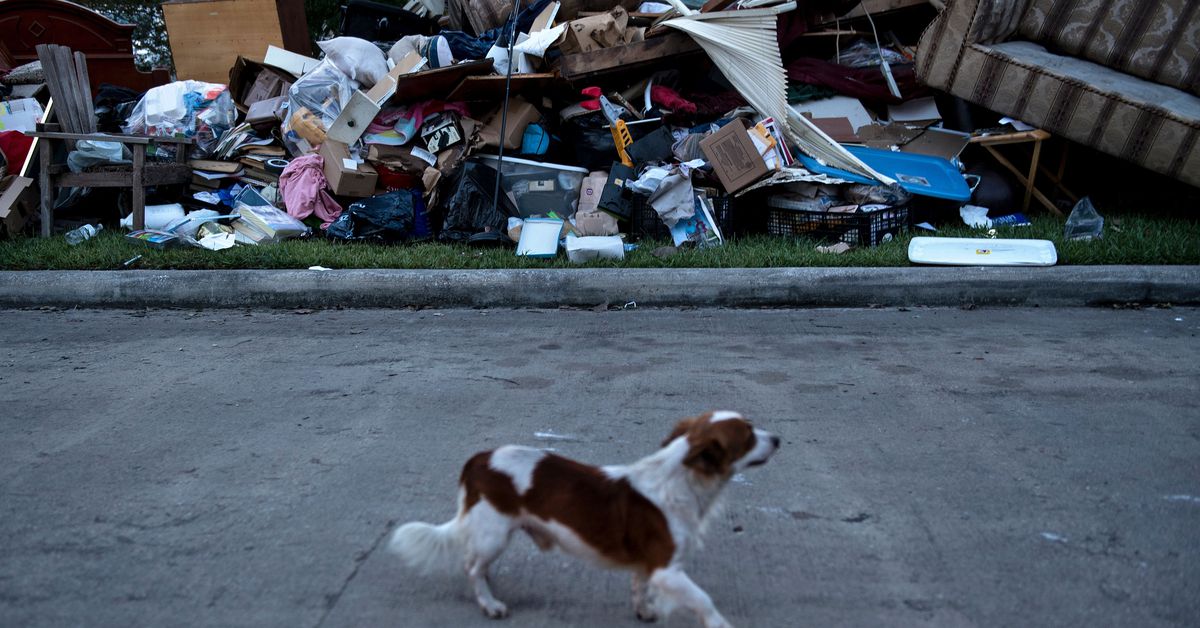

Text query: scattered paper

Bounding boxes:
[1000,117,1035,132]
[308,266,333,271]
[816,242,852,254]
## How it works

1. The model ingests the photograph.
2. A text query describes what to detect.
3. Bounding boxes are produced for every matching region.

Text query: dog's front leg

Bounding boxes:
[648,567,732,628]
[631,572,656,622]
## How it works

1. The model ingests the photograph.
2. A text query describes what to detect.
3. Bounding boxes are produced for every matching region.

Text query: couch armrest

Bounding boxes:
[916,0,1029,90]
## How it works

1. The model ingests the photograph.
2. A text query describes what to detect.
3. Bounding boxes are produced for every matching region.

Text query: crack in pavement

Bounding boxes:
[313,519,396,628]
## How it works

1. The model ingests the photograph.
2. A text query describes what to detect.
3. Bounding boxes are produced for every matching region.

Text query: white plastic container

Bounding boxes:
[474,155,589,218]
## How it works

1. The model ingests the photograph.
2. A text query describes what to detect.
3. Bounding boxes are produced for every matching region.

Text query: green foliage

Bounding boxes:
[76,0,173,73]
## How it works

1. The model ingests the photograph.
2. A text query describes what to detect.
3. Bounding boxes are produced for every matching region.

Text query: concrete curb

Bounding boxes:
[1,266,1198,309]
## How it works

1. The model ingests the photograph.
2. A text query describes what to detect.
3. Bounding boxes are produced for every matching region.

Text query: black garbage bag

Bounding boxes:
[326,189,431,243]
[94,84,143,134]
[438,161,519,244]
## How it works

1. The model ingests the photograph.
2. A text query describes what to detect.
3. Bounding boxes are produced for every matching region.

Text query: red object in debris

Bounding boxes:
[579,87,602,111]
[375,164,421,190]
[0,131,33,176]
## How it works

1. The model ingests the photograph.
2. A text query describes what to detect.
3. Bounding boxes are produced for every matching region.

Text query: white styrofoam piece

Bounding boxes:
[907,237,1058,266]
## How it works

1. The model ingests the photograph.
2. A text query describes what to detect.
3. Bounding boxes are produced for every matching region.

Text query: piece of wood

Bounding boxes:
[39,132,52,237]
[53,169,191,188]
[25,132,194,145]
[969,129,1052,145]
[446,73,557,101]
[0,0,171,92]
[557,32,702,79]
[162,0,309,84]
[390,60,495,105]
[131,144,145,231]
[74,51,96,133]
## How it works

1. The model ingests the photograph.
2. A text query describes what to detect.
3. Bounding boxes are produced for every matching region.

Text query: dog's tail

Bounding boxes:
[388,490,466,575]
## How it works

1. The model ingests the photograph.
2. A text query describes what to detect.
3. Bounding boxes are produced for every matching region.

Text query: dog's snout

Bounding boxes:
[770,435,781,449]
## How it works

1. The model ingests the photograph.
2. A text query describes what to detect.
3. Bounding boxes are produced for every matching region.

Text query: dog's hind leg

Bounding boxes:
[648,567,732,628]
[631,571,656,622]
[463,500,514,619]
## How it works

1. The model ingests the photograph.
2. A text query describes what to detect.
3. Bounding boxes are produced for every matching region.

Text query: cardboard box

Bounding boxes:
[0,175,34,235]
[320,140,378,198]
[480,97,541,151]
[699,119,769,194]
[560,7,629,55]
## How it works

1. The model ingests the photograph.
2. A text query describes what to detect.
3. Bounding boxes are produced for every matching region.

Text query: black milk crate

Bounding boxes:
[766,204,909,246]
[630,191,737,242]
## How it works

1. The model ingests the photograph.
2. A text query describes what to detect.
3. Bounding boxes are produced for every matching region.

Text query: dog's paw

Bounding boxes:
[636,608,658,623]
[480,600,509,619]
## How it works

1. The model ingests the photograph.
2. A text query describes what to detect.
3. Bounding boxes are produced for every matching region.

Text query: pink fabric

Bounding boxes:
[366,100,471,134]
[279,153,342,229]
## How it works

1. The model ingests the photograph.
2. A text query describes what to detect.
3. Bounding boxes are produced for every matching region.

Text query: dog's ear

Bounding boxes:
[683,436,731,476]
[662,415,701,447]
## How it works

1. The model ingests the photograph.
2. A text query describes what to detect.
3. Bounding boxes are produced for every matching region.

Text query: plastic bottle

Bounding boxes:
[65,224,103,246]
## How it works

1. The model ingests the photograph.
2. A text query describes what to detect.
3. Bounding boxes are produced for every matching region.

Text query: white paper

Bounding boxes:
[342,158,360,170]
[791,96,873,131]
[565,235,625,263]
[1000,117,1036,132]
[410,146,437,166]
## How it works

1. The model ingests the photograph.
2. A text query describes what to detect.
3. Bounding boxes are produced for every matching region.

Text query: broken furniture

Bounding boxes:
[917,0,1200,189]
[28,43,194,236]
[0,0,170,93]
[969,129,1077,215]
[29,128,193,236]
[162,0,311,85]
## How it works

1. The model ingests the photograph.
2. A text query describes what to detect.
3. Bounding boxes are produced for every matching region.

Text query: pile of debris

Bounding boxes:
[1,0,1095,265]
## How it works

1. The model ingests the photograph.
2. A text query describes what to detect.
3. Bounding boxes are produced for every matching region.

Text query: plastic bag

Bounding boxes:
[326,190,430,243]
[318,37,389,89]
[1064,196,1104,241]
[67,137,130,172]
[282,59,358,155]
[833,40,909,69]
[844,182,912,206]
[122,81,236,158]
[438,162,519,244]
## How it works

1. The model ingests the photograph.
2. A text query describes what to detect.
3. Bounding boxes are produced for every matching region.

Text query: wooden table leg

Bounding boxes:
[39,138,53,237]
[1025,137,1042,214]
[983,144,1064,216]
[132,143,145,231]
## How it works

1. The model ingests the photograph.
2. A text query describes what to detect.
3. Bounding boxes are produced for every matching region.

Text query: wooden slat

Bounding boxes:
[446,74,556,101]
[25,132,195,145]
[74,51,96,133]
[53,169,192,188]
[131,145,145,230]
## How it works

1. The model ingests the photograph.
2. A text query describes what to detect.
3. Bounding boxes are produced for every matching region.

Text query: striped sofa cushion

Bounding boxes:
[1019,0,1200,95]
[953,40,1200,186]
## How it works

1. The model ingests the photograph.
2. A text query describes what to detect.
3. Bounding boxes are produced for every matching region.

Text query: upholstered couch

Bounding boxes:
[916,0,1200,188]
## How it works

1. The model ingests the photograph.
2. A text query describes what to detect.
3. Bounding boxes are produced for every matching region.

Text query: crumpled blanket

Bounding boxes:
[279,153,342,229]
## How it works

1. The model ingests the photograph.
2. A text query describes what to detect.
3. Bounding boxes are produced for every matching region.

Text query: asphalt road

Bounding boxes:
[1,306,1197,628]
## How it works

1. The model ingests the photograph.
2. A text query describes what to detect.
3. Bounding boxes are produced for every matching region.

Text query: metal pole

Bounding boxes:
[492,0,525,217]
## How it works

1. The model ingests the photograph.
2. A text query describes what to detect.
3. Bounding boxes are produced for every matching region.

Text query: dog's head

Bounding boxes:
[662,411,780,478]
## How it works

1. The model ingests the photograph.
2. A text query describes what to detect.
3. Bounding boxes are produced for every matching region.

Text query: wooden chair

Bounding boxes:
[26,43,192,236]
[27,127,193,236]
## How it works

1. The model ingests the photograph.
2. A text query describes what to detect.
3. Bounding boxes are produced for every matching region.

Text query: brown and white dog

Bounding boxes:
[388,411,779,628]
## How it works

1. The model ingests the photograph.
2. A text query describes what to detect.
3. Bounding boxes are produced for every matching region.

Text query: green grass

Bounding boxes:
[1,213,1197,270]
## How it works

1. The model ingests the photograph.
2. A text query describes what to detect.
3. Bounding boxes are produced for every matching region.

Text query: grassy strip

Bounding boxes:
[1,213,1197,270]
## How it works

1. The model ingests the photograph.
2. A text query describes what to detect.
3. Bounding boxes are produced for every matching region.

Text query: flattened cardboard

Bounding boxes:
[899,127,971,160]
[699,119,768,194]
[320,140,378,198]
[480,97,541,151]
[0,175,33,234]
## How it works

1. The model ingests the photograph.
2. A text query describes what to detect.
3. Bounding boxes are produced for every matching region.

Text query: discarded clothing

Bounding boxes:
[279,154,342,229]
